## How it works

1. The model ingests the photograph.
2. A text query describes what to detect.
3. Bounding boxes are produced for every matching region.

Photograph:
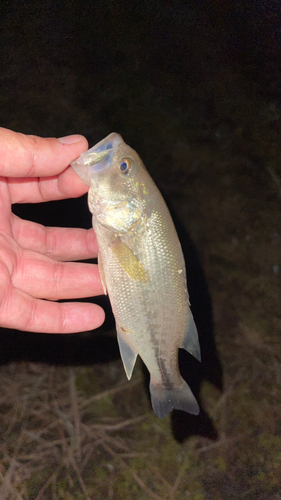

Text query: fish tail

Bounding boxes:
[149,380,199,419]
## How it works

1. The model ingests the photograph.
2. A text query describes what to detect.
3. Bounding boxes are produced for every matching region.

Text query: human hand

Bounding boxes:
[0,127,105,334]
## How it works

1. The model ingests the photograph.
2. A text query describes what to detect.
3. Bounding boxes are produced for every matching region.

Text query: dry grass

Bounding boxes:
[0,362,153,499]
[0,362,220,499]
[1,336,280,499]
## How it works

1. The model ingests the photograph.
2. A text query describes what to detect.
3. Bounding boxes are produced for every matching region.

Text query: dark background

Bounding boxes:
[0,1,281,498]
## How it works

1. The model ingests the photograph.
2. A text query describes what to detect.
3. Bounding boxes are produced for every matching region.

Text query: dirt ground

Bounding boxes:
[0,2,281,499]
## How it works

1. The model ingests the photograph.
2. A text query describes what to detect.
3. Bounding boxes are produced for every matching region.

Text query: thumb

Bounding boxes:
[0,127,89,177]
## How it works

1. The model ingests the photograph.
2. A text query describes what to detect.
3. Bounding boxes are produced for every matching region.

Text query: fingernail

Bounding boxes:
[58,134,83,145]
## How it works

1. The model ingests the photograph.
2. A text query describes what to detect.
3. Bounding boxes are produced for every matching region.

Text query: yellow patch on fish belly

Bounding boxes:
[109,238,149,282]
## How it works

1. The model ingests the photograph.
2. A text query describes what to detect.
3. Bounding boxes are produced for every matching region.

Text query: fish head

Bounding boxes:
[72,133,155,233]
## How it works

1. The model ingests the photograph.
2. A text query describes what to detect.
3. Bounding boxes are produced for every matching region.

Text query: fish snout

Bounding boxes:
[71,132,124,185]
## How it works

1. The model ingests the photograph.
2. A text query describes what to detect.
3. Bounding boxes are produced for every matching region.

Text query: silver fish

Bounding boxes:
[71,133,201,418]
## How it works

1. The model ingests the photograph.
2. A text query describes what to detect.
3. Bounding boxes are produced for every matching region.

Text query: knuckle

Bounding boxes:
[58,304,68,333]
[45,227,57,257]
[24,297,38,331]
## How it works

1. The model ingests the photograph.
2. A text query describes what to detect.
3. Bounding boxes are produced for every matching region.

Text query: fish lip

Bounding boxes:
[71,132,124,185]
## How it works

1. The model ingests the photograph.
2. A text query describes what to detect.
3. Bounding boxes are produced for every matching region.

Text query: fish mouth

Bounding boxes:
[71,132,124,186]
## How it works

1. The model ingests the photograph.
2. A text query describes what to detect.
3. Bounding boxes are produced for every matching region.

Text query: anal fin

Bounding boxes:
[116,327,138,380]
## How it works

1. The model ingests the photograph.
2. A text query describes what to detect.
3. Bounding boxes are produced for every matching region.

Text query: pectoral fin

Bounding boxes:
[180,313,201,362]
[98,254,107,295]
[109,238,148,282]
[116,327,138,380]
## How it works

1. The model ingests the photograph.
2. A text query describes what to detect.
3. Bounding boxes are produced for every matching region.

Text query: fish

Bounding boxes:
[71,133,201,418]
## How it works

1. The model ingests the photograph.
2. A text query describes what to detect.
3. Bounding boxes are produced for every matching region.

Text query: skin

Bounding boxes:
[0,127,105,334]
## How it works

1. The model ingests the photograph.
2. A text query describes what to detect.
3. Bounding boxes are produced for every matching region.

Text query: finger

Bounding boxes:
[0,286,105,334]
[12,216,98,261]
[8,166,89,204]
[4,126,90,203]
[0,127,88,178]
[12,250,104,300]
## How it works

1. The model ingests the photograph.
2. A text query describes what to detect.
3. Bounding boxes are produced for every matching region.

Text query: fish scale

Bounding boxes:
[72,132,201,418]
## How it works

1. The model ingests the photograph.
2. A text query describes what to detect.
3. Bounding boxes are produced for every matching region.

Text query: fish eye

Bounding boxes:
[119,158,134,175]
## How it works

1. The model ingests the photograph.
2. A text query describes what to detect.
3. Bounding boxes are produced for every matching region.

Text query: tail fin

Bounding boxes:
[149,380,199,419]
